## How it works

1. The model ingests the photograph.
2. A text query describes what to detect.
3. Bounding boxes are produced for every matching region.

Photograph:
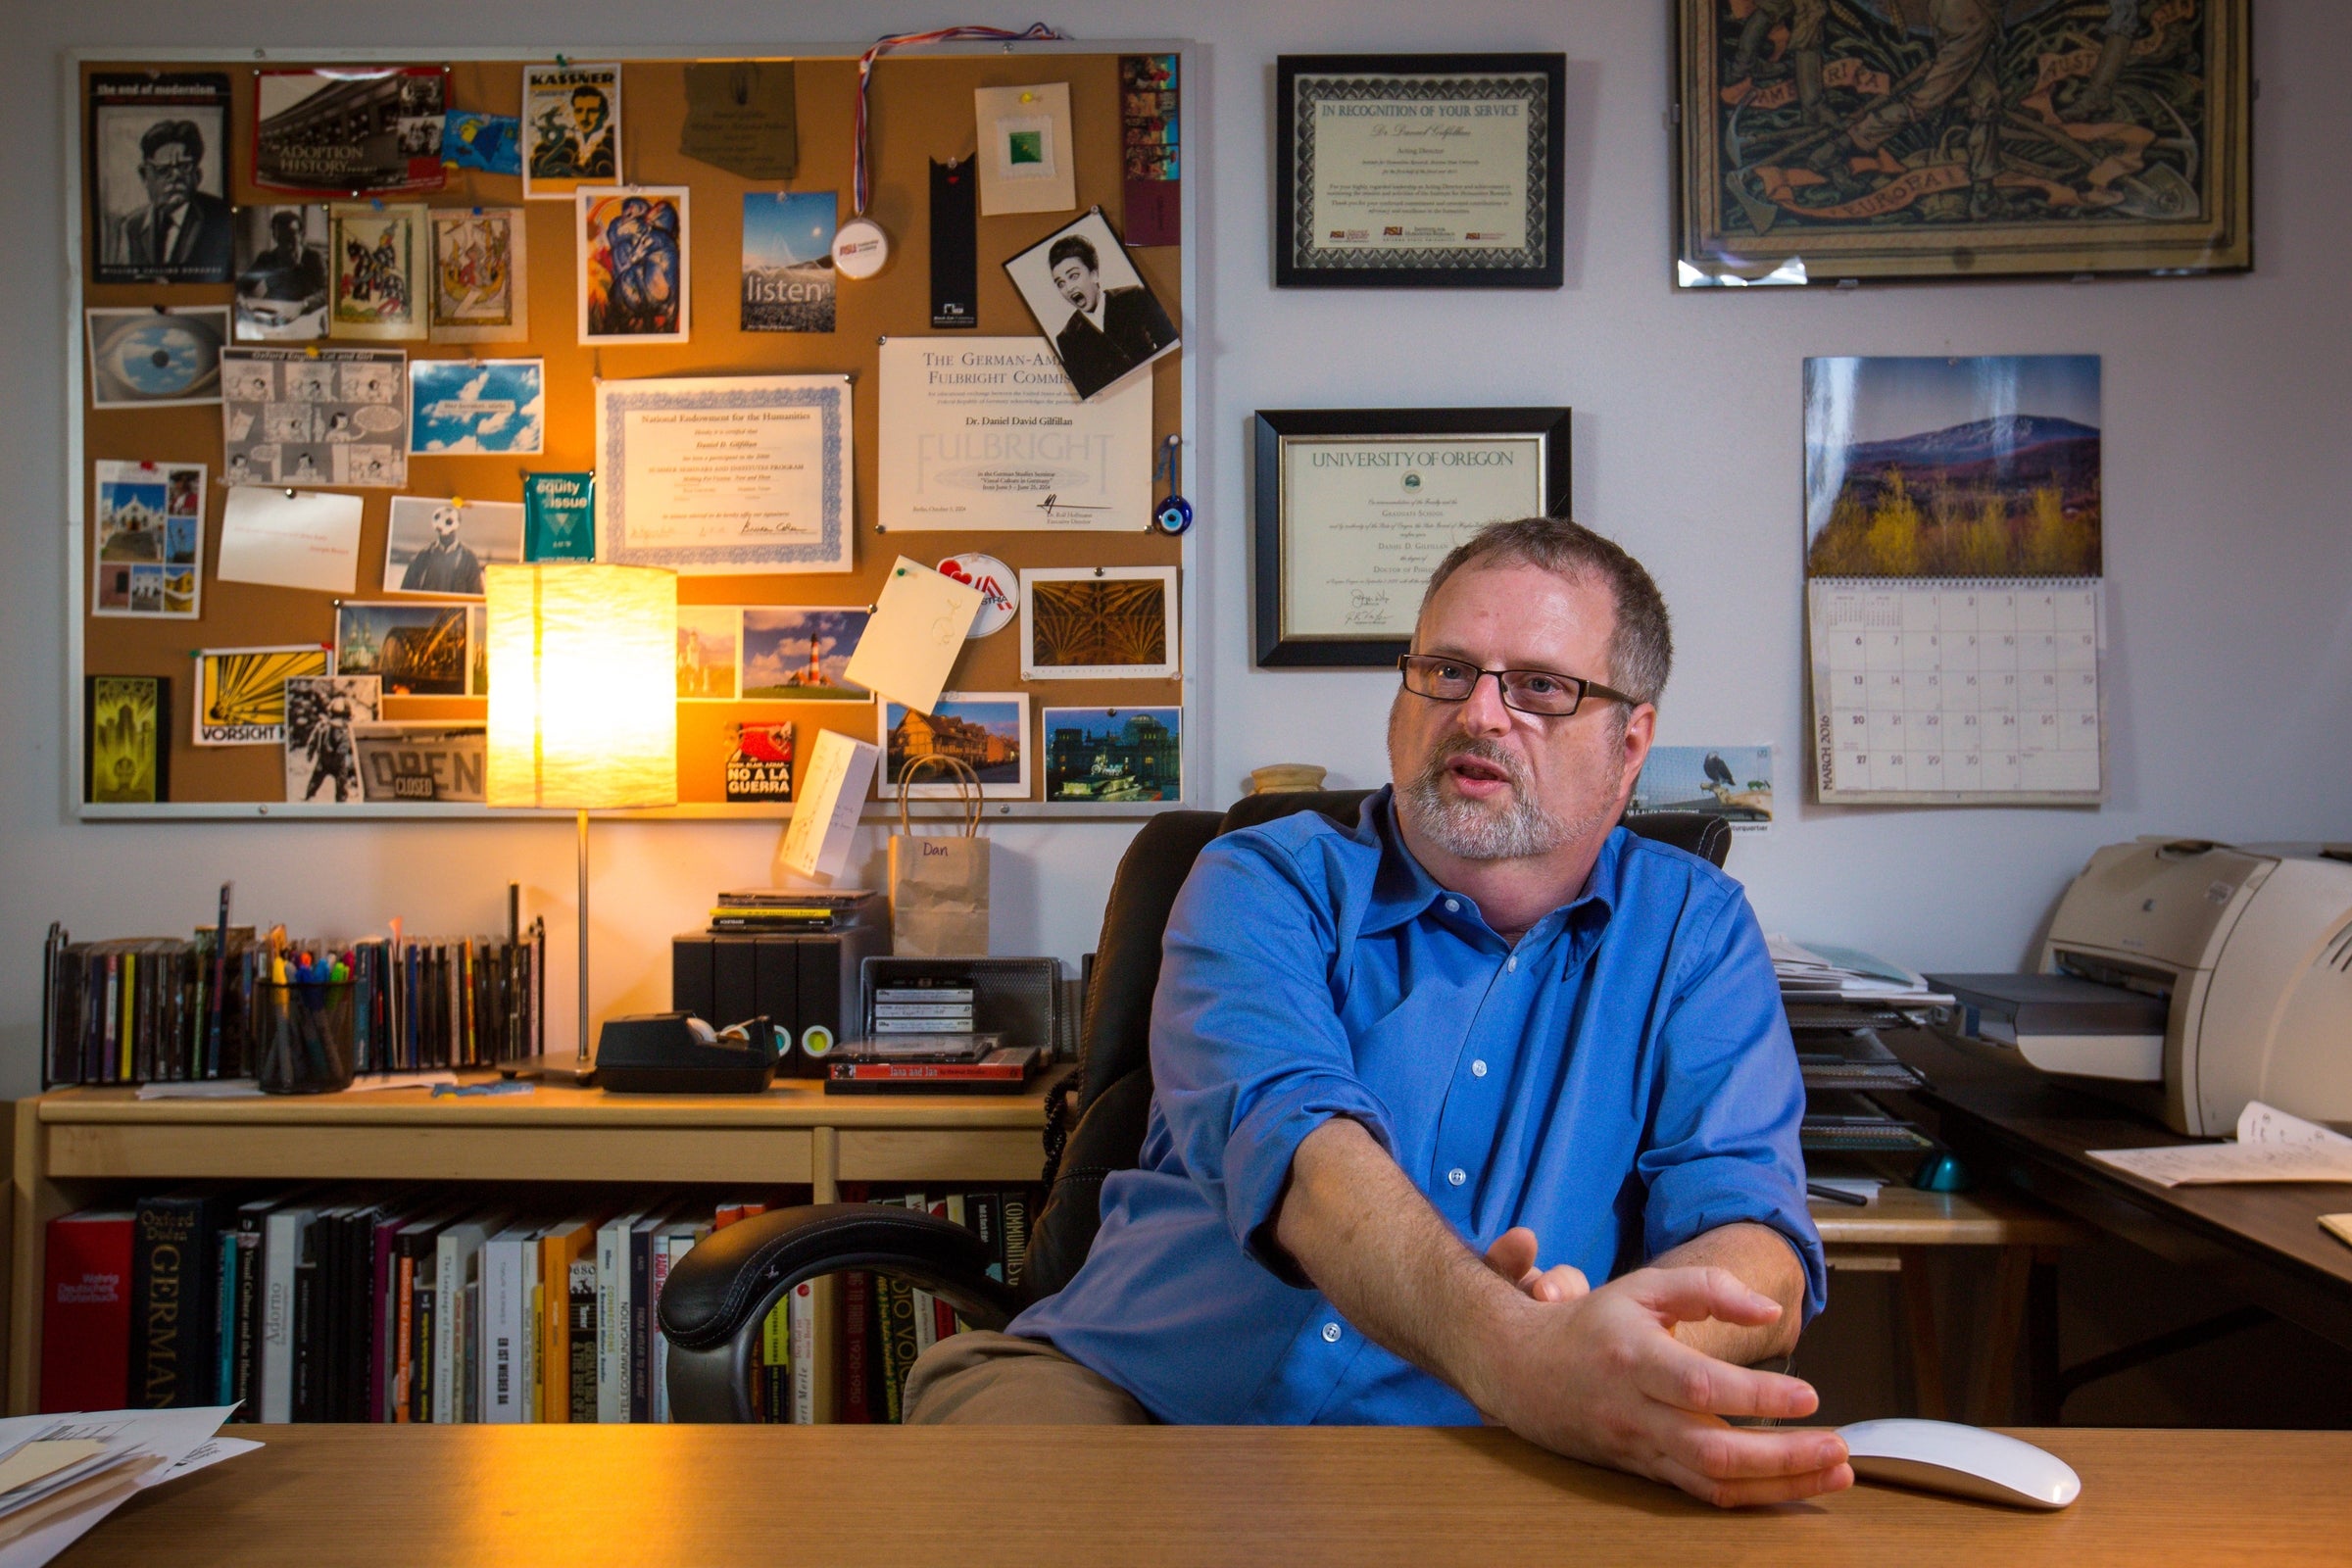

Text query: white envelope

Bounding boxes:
[842,557,983,715]
[778,729,881,881]
[217,486,364,594]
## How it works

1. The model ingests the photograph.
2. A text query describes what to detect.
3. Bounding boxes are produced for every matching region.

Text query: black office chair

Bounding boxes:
[658,791,1734,1420]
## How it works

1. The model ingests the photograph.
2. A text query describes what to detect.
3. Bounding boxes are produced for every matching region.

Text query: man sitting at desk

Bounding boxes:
[904,517,1850,1509]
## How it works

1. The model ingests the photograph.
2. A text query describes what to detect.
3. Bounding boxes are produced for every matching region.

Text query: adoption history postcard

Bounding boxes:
[220,345,408,487]
[252,67,448,195]
[409,359,544,455]
[86,308,226,408]
[92,460,204,619]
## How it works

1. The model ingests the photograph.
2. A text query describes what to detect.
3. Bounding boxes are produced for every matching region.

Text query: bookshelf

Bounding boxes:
[6,1076,1066,1416]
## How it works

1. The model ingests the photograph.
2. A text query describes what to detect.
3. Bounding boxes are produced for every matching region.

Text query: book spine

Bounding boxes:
[413,1276,435,1423]
[231,1225,262,1420]
[596,1221,623,1424]
[216,1230,237,1410]
[483,1239,522,1423]
[760,1300,787,1422]
[393,1254,415,1422]
[40,1213,133,1413]
[789,1279,815,1424]
[628,1223,653,1424]
[838,1271,871,1423]
[649,1236,676,1423]
[261,1212,304,1424]
[881,1273,918,1423]
[460,1278,479,1423]
[129,1195,208,1408]
[567,1258,597,1424]
[293,1254,318,1422]
[1002,1191,1031,1292]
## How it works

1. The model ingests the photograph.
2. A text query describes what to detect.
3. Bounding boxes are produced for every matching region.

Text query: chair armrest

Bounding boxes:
[659,1203,1021,1423]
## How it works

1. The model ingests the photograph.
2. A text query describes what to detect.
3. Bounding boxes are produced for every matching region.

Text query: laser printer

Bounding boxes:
[1931,838,2352,1136]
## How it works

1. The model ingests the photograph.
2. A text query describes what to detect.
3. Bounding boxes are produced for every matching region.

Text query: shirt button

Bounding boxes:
[1471,1059,1488,1078]
[1443,898,1460,913]
[1447,1167,1467,1187]
[1505,956,1518,972]
[1322,1322,1342,1343]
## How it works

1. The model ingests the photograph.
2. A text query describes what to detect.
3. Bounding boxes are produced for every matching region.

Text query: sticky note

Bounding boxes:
[842,557,983,716]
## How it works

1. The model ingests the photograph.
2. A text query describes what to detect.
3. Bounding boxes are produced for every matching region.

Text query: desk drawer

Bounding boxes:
[44,1123,815,1184]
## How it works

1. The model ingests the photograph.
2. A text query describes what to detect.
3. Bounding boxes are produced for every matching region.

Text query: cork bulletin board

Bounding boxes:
[67,43,1193,819]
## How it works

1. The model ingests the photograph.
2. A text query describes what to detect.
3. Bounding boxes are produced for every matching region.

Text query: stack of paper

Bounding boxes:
[0,1406,254,1567]
[1769,937,1955,1008]
[2089,1102,2352,1189]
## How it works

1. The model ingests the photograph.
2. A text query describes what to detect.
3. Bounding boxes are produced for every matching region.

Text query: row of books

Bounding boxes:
[39,923,546,1087]
[42,1183,1042,1424]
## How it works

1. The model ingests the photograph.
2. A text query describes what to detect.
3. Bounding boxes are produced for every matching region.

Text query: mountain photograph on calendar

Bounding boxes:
[1802,354,2100,580]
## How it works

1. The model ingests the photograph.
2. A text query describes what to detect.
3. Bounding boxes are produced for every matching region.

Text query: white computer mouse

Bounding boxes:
[1837,1418,2082,1509]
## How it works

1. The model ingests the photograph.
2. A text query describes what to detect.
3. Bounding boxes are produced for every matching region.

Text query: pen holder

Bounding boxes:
[254,980,358,1095]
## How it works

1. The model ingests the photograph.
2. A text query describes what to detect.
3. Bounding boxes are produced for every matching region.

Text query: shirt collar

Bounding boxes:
[1357,785,1622,944]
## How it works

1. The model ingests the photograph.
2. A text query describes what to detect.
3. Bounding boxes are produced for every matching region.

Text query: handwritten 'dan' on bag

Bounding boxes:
[888,755,991,957]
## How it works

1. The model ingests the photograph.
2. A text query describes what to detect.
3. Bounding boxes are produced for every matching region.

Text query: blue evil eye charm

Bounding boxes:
[1153,495,1194,535]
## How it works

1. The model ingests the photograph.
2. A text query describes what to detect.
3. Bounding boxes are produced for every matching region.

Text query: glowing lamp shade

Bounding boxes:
[485,564,678,810]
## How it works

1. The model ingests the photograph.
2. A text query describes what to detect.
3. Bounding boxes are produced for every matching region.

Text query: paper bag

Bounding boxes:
[889,756,991,958]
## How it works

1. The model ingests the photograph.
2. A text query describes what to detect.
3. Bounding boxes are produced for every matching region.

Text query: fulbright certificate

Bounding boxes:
[876,337,1152,531]
[594,374,852,573]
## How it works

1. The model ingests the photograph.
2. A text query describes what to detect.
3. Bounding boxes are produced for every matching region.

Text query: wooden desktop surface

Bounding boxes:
[1888,1029,2352,1344]
[59,1425,2352,1567]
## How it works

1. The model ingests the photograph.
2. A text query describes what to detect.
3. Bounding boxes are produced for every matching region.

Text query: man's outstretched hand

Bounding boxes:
[1474,1228,1853,1509]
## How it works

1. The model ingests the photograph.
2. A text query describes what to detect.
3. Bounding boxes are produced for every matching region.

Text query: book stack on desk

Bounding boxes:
[1772,938,1943,1160]
[706,890,883,934]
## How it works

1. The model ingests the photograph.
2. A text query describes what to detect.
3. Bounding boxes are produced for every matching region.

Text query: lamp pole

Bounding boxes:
[577,805,591,1067]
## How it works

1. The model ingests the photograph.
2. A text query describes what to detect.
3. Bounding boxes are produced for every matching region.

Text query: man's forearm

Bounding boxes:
[1268,1117,1528,1416]
[1652,1222,1806,1364]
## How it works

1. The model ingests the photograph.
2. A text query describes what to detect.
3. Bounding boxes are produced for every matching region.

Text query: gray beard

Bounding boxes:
[1397,738,1580,861]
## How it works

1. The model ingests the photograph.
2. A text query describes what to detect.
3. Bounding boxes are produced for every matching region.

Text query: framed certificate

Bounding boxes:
[1275,54,1565,289]
[1253,408,1570,667]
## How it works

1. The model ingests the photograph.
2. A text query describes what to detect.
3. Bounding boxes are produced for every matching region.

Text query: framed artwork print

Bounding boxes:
[1275,54,1566,289]
[1252,407,1570,667]
[1673,0,2251,285]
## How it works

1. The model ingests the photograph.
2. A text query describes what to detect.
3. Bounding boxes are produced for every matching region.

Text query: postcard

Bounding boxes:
[1003,209,1179,402]
[1043,706,1181,803]
[1804,355,2102,580]
[216,486,364,596]
[232,205,329,341]
[578,187,690,343]
[253,67,448,194]
[878,336,1152,530]
[334,603,470,697]
[329,204,425,341]
[409,359,544,455]
[741,191,836,332]
[467,607,489,696]
[88,73,234,284]
[442,111,521,174]
[86,308,226,408]
[427,209,529,343]
[383,497,524,597]
[741,606,869,701]
[352,723,487,802]
[677,605,743,701]
[523,472,596,561]
[92,461,204,619]
[220,345,408,487]
[974,83,1076,218]
[86,674,169,804]
[843,558,985,716]
[193,645,330,746]
[725,720,795,803]
[1020,566,1179,680]
[523,63,622,200]
[778,728,880,880]
[282,674,382,804]
[879,692,1030,800]
[1629,746,1773,831]
[595,375,852,573]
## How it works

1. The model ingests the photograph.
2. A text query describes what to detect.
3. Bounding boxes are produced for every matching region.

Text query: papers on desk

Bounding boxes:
[135,1071,458,1100]
[2089,1101,2352,1188]
[1769,937,1954,1008]
[0,1405,246,1567]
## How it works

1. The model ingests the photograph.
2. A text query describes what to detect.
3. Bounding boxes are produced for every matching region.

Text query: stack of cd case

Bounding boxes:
[871,978,975,1035]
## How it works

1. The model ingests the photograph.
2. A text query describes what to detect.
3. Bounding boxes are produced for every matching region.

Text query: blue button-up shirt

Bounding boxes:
[1010,788,1824,1425]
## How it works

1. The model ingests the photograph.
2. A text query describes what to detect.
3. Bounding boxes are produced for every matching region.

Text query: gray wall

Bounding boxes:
[6,2,2348,1098]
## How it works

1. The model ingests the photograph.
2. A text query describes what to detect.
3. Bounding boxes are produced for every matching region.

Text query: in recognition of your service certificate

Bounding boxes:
[594,374,852,574]
[1280,435,1545,640]
[877,337,1152,530]
[1305,90,1529,254]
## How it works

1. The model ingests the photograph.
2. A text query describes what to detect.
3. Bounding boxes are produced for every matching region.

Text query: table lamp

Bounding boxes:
[485,563,677,1081]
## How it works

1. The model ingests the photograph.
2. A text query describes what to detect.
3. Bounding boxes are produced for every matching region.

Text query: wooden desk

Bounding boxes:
[59,1424,2352,1567]
[1888,1029,2352,1353]
[9,1077,1067,1415]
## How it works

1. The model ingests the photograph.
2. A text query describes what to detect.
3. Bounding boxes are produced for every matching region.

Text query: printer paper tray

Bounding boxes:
[1941,1025,2164,1083]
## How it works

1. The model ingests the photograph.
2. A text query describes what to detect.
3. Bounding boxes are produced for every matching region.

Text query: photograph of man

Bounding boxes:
[234,207,329,340]
[1006,212,1177,400]
[400,503,487,596]
[896,516,1848,1511]
[106,119,234,279]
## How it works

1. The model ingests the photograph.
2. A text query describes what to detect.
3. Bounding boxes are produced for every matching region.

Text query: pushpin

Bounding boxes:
[450,496,466,510]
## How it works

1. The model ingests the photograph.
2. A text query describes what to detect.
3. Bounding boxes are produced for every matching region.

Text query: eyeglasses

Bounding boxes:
[1396,654,1637,718]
